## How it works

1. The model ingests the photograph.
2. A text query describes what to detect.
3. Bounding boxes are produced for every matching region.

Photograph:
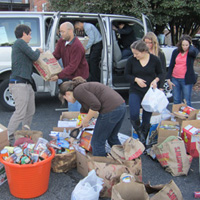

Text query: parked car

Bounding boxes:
[0,11,174,111]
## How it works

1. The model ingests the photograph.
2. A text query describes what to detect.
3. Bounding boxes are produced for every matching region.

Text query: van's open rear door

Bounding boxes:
[142,14,153,34]
[46,12,60,96]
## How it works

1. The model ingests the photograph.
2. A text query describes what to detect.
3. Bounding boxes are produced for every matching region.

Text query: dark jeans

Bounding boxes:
[121,48,132,59]
[89,41,102,82]
[91,103,126,156]
[129,92,152,124]
[171,77,193,106]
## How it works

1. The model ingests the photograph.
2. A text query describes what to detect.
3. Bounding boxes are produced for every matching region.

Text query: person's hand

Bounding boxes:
[38,48,43,53]
[135,77,147,88]
[81,117,90,128]
[112,25,117,31]
[167,79,175,90]
[50,75,58,81]
[150,79,157,89]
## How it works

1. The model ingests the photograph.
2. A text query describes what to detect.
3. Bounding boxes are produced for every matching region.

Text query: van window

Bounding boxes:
[0,18,40,47]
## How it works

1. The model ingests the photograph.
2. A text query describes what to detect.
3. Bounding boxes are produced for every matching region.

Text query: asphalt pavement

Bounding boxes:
[0,91,200,200]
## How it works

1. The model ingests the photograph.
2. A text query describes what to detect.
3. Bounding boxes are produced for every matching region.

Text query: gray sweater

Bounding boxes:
[10,39,40,82]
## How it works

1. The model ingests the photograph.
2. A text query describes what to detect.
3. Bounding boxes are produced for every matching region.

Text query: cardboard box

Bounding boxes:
[77,36,91,54]
[181,120,200,157]
[33,50,62,81]
[76,148,92,177]
[157,121,180,144]
[172,104,199,126]
[0,124,9,151]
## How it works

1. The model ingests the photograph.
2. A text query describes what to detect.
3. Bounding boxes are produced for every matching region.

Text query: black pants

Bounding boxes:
[88,41,102,82]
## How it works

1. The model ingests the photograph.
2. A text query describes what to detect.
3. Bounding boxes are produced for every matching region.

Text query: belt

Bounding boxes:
[9,79,30,84]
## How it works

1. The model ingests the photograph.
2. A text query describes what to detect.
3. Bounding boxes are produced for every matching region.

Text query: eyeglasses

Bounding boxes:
[145,42,153,44]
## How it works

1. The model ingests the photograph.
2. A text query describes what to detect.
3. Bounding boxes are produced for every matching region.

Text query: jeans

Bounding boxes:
[121,48,132,59]
[129,92,152,124]
[91,103,126,156]
[171,77,193,106]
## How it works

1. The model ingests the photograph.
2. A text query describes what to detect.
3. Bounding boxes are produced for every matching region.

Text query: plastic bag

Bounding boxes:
[71,170,104,200]
[141,87,169,113]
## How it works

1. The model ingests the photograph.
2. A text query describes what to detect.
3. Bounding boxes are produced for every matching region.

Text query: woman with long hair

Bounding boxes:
[59,77,126,156]
[125,40,163,146]
[166,35,199,106]
[143,32,166,89]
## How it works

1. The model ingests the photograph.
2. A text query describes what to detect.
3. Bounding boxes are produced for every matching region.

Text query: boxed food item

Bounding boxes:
[181,120,200,157]
[157,121,180,144]
[0,124,9,151]
[79,131,93,152]
[33,50,62,81]
[172,104,199,125]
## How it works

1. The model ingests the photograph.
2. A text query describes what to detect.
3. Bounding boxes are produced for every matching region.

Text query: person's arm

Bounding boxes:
[158,50,166,89]
[58,44,84,79]
[125,57,147,88]
[117,25,133,35]
[81,109,98,127]
[188,45,199,58]
[85,27,95,50]
[18,40,41,61]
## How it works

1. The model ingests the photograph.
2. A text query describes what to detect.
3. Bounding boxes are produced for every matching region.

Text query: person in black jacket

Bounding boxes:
[166,35,199,106]
[125,40,163,146]
[113,22,136,59]
[143,32,166,89]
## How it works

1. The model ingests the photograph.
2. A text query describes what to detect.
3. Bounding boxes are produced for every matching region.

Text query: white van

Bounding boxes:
[0,11,174,110]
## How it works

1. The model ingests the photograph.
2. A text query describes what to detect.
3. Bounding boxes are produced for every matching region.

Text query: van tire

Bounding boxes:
[0,79,15,111]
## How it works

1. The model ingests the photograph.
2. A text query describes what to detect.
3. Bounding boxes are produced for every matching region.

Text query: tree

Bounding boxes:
[48,0,200,45]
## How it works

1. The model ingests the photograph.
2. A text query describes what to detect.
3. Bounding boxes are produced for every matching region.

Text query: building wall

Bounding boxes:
[29,0,49,11]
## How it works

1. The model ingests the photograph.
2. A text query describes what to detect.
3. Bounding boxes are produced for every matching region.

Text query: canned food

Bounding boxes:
[6,154,17,163]
[1,149,9,159]
[4,146,14,154]
[23,148,31,156]
[20,155,31,164]
[194,191,200,198]
[14,148,23,157]
[40,149,51,160]
[31,153,39,163]
[14,147,21,153]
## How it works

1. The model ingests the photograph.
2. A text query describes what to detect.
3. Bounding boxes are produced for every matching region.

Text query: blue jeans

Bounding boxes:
[171,77,193,106]
[121,48,132,59]
[91,103,126,156]
[129,92,152,124]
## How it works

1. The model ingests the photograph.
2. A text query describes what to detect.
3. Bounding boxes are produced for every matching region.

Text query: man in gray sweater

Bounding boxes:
[8,24,43,145]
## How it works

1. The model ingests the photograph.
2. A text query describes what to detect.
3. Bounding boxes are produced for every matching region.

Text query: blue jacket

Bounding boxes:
[166,45,199,84]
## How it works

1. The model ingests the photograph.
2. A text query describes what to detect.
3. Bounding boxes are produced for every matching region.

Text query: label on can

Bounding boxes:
[1,149,9,159]
[20,156,31,164]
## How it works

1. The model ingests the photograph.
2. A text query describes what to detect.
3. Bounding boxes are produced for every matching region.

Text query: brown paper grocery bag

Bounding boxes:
[33,50,62,81]
[88,156,142,198]
[112,180,149,200]
[123,137,145,160]
[153,136,192,176]
[51,151,76,173]
[149,180,183,200]
[110,137,145,161]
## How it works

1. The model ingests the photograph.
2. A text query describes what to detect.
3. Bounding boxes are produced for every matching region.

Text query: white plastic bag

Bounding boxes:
[141,87,169,113]
[71,170,104,200]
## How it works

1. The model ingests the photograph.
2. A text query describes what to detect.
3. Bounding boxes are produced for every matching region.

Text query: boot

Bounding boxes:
[131,120,146,144]
[140,123,151,146]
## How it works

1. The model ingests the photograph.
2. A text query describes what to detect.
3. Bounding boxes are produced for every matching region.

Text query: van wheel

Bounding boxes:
[0,79,15,111]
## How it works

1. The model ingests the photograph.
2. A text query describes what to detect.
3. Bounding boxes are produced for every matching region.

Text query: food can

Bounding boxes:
[1,149,9,159]
[40,149,51,160]
[6,154,17,163]
[120,173,135,183]
[14,146,21,153]
[23,148,31,156]
[14,148,23,157]
[31,153,39,163]
[20,155,31,164]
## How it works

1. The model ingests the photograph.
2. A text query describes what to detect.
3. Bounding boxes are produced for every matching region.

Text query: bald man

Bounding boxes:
[51,22,89,82]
